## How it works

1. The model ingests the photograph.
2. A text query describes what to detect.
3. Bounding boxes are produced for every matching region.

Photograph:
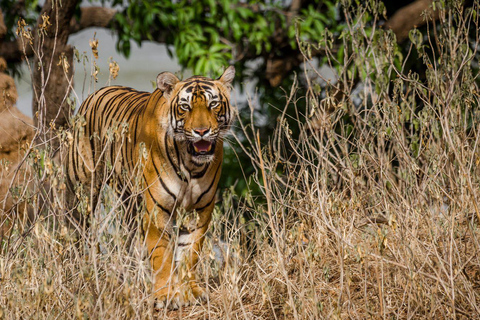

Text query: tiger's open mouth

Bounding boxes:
[189,140,216,157]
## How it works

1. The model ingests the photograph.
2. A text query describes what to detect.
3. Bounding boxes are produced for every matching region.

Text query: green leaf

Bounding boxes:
[210,43,229,53]
[237,7,252,19]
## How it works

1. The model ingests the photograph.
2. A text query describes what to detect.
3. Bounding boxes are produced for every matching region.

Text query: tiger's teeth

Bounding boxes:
[193,140,212,153]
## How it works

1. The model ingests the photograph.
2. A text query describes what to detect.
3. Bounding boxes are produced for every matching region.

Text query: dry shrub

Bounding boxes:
[1,1,480,319]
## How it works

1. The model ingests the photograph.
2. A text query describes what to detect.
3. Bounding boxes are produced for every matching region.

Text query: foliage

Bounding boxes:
[1,0,39,42]
[112,0,341,76]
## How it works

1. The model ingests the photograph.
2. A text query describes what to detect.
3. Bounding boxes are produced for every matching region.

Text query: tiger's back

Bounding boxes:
[66,86,151,190]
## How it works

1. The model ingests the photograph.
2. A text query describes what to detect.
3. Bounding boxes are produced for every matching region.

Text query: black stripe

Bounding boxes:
[192,161,204,167]
[132,106,143,147]
[102,91,131,128]
[116,94,148,125]
[178,228,190,236]
[130,98,149,170]
[200,85,212,91]
[164,132,185,182]
[178,219,210,237]
[151,160,177,201]
[149,242,168,257]
[90,87,115,137]
[197,196,215,212]
[219,91,229,122]
[102,96,132,138]
[109,140,116,176]
[194,164,220,205]
[86,88,119,160]
[86,106,97,168]
[131,112,141,167]
[177,242,190,247]
[146,186,171,215]
[70,136,80,185]
[171,95,181,130]
[121,109,136,174]
[185,79,214,86]
[191,163,209,179]
[173,140,187,175]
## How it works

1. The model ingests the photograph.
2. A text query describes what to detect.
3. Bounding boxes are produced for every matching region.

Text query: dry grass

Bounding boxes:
[2,1,480,319]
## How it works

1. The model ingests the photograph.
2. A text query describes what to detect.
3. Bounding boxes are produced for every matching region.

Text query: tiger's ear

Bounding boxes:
[156,72,180,95]
[218,66,235,87]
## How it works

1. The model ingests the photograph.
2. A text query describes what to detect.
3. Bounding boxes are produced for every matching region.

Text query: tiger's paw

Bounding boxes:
[154,292,190,310]
[190,283,207,302]
[154,286,206,310]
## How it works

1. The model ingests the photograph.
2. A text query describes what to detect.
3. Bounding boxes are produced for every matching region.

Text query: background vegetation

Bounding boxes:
[1,0,456,192]
[1,0,480,318]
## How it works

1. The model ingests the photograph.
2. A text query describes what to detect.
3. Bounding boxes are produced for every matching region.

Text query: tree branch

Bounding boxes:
[0,6,117,64]
[383,0,440,43]
[0,38,34,63]
[69,6,117,34]
[0,9,7,39]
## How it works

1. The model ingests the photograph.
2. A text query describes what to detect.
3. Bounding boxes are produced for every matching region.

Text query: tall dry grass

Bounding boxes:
[1,1,480,319]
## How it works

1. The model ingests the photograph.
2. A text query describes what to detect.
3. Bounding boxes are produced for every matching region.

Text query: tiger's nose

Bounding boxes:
[193,128,210,137]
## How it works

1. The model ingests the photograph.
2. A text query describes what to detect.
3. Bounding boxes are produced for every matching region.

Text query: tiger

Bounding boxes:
[65,66,235,309]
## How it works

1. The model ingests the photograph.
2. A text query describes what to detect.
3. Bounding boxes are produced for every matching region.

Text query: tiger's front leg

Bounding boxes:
[144,200,214,309]
[143,214,178,308]
[176,202,214,302]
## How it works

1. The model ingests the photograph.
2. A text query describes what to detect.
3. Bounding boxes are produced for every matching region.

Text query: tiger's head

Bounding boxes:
[156,66,235,164]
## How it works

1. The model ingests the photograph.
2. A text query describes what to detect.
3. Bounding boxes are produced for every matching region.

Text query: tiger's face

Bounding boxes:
[157,67,235,164]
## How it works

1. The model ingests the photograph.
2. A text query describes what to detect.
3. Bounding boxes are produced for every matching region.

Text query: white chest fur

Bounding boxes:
[180,179,205,210]
[153,170,213,212]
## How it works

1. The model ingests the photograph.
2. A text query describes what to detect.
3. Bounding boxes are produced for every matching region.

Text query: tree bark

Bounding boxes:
[32,0,78,145]
[69,6,117,34]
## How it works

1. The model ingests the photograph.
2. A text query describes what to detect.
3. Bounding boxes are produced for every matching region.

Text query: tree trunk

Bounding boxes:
[32,0,78,146]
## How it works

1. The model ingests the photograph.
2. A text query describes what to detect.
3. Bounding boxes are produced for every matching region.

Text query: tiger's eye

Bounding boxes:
[179,104,190,111]
[209,101,219,109]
